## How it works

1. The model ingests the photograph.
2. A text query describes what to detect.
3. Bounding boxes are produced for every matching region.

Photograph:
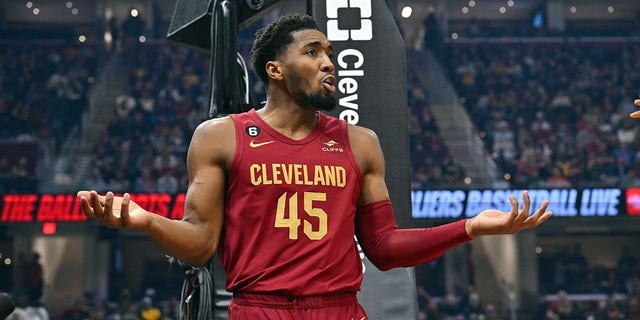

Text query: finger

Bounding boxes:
[89,190,105,219]
[509,194,518,221]
[518,191,531,222]
[536,211,554,226]
[121,193,131,227]
[533,200,553,226]
[103,191,117,227]
[77,190,90,199]
[524,199,549,224]
[510,193,527,225]
[79,195,96,219]
[630,110,640,119]
[635,99,640,107]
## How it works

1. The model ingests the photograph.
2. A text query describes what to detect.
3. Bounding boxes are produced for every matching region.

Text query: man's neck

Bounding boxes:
[257,102,318,140]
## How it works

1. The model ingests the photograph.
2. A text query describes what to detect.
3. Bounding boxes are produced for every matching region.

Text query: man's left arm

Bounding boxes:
[350,126,553,271]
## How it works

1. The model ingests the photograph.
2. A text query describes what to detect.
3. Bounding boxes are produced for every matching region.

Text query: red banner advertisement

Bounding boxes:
[0,193,186,223]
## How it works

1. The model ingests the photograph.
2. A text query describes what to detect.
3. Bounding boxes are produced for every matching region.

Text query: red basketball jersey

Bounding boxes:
[222,109,364,296]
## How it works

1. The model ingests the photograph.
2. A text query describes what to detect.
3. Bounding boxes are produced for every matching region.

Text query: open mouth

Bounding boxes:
[322,75,336,93]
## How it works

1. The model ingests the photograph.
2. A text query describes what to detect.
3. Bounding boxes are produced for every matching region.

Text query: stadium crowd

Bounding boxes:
[446,41,640,189]
[79,44,208,195]
[0,42,96,194]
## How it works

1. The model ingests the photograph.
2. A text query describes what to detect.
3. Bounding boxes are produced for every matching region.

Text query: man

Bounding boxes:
[78,14,552,319]
[630,98,640,118]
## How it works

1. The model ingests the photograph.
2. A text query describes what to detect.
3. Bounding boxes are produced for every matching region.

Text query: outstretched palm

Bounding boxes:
[467,191,552,238]
[77,190,151,229]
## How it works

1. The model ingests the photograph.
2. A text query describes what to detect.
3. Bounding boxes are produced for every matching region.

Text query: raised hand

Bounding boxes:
[465,191,552,239]
[630,99,640,119]
[77,190,151,229]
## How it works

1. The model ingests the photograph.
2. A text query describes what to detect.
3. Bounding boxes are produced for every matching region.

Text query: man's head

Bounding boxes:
[250,14,337,110]
[250,14,320,84]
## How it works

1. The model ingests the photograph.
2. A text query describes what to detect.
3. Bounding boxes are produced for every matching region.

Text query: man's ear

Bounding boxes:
[266,61,283,81]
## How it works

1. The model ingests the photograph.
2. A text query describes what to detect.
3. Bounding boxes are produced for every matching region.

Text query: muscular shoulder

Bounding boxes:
[347,124,379,146]
[189,116,236,167]
[193,116,235,139]
[347,124,383,174]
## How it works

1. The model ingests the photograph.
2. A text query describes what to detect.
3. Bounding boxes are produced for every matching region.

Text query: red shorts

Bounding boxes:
[228,292,368,320]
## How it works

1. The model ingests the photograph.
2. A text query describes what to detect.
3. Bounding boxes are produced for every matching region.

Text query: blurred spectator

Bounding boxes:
[549,89,573,123]
[157,169,179,194]
[603,295,625,320]
[85,168,109,194]
[544,167,573,189]
[411,165,429,190]
[115,89,137,119]
[108,17,121,53]
[6,156,37,193]
[160,297,179,320]
[613,143,635,181]
[136,147,156,175]
[116,288,135,319]
[25,252,44,305]
[492,120,517,163]
[24,301,49,320]
[441,152,467,188]
[139,296,161,320]
[513,145,541,188]
[621,169,640,188]
[57,292,94,320]
[586,299,609,320]
[616,118,637,145]
[531,111,552,140]
[425,299,441,320]
[463,292,485,319]
[545,290,574,320]
[484,304,498,320]
[154,146,178,175]
[628,295,640,320]
[134,168,157,193]
[416,285,430,314]
[109,169,132,194]
[138,91,156,115]
[422,13,443,58]
[439,292,463,319]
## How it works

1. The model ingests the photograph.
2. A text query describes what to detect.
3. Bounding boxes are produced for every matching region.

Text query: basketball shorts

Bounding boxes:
[229,291,368,320]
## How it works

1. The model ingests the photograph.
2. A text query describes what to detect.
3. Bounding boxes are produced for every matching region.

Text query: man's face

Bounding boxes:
[279,29,337,110]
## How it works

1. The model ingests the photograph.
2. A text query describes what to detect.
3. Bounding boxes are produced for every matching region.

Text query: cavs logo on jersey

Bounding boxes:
[321,138,344,153]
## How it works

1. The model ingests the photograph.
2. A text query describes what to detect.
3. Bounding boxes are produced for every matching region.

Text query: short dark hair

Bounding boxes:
[250,14,320,84]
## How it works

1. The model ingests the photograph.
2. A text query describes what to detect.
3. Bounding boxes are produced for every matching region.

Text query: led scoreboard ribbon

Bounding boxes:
[411,188,627,218]
[2,188,640,222]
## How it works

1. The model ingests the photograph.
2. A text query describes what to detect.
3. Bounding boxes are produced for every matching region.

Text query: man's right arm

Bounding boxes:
[78,117,234,267]
[142,118,232,266]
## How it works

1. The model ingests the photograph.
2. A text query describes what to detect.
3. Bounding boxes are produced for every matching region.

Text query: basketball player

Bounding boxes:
[77,14,552,319]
